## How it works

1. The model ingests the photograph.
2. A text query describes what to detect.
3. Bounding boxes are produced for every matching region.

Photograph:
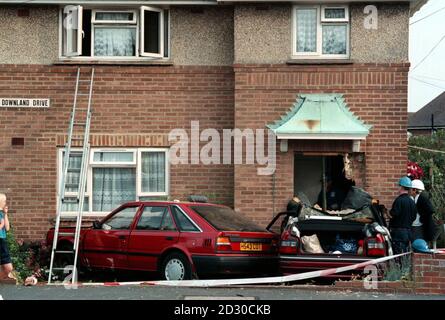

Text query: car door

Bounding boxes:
[82,204,141,270]
[127,205,179,271]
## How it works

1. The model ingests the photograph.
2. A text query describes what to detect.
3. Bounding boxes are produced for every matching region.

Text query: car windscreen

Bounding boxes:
[190,206,266,232]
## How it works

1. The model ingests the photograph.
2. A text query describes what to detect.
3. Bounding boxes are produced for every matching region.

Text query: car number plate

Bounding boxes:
[240,242,262,251]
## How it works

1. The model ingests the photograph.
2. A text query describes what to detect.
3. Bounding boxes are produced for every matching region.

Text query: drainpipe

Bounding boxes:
[272,172,276,218]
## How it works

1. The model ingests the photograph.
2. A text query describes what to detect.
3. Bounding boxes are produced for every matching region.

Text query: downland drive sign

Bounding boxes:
[0,98,50,108]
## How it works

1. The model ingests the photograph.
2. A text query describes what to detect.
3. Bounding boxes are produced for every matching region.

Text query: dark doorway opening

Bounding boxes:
[294,154,354,210]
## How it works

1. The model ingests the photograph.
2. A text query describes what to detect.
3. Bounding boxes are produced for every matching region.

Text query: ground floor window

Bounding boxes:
[58,148,169,216]
[92,167,136,212]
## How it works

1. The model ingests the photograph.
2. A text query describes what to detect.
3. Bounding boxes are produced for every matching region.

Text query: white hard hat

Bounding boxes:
[411,180,425,191]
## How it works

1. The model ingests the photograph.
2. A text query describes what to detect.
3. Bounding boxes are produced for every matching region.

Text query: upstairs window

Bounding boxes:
[60,5,169,59]
[293,5,349,59]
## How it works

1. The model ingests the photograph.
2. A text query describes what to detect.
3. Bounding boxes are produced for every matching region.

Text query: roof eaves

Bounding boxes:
[334,95,373,132]
[410,0,428,16]
[0,0,218,4]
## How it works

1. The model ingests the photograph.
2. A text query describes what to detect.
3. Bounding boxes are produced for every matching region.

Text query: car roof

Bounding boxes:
[122,201,227,207]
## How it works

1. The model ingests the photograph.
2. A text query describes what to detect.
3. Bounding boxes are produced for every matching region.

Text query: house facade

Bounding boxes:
[0,0,425,240]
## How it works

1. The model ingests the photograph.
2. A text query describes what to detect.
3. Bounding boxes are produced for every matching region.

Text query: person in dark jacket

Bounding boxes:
[316,178,346,211]
[411,180,436,242]
[389,177,418,254]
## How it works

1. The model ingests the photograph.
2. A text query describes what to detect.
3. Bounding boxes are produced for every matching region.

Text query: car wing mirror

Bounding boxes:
[93,220,102,229]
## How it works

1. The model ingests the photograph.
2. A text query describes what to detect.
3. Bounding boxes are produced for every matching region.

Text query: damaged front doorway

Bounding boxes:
[294,154,354,211]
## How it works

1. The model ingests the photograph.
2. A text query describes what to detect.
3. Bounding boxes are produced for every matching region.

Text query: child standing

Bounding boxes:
[0,193,13,279]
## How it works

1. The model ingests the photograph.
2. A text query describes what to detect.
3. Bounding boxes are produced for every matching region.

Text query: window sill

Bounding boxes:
[286,59,354,65]
[54,213,107,220]
[54,59,174,66]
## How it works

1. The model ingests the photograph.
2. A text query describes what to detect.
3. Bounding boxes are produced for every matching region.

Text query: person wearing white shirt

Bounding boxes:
[411,180,436,242]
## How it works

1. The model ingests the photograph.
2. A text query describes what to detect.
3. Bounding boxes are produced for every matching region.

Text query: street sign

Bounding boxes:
[0,98,50,108]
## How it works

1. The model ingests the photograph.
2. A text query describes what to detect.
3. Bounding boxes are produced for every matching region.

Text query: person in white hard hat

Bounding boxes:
[410,180,436,242]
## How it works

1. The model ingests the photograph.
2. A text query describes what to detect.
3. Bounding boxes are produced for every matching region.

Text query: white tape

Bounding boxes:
[77,252,410,287]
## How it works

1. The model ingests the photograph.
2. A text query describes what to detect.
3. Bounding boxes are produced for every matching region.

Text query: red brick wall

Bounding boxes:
[412,253,445,295]
[332,253,445,295]
[287,253,445,295]
[0,65,234,241]
[234,63,409,223]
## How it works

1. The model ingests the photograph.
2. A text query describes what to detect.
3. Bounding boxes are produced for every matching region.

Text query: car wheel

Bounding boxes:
[161,253,192,281]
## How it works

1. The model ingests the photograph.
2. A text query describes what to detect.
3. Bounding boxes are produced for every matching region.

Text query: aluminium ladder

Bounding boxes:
[48,67,94,284]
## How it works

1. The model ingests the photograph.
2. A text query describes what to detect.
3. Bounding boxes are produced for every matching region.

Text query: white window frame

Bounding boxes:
[137,148,170,197]
[91,10,137,24]
[62,5,83,57]
[59,6,170,61]
[140,6,164,58]
[90,149,137,166]
[57,148,92,217]
[292,6,321,57]
[321,5,349,23]
[292,4,350,59]
[320,22,350,57]
[89,148,137,215]
[59,148,169,217]
[58,149,90,196]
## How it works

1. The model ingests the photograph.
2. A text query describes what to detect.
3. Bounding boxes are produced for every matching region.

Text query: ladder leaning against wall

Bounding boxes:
[48,67,94,284]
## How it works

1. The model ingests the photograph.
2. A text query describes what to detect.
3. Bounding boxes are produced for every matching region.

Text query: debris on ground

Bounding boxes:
[24,275,38,286]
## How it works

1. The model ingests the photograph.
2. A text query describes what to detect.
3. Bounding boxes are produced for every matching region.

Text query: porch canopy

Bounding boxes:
[267,94,371,151]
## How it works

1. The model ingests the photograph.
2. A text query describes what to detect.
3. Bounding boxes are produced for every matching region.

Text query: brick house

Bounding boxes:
[0,0,426,241]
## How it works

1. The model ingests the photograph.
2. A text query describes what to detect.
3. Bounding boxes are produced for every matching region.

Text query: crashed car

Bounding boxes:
[267,187,393,278]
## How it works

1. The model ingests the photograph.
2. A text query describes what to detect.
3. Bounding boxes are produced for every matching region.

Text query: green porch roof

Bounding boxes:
[267,94,372,140]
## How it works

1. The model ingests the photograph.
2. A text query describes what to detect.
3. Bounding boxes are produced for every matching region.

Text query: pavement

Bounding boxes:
[1,284,444,300]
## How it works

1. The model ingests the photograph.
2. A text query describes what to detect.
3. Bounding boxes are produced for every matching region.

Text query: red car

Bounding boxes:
[47,201,279,280]
[266,202,393,278]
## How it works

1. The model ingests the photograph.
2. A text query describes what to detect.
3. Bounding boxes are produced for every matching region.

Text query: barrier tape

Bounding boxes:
[72,252,411,288]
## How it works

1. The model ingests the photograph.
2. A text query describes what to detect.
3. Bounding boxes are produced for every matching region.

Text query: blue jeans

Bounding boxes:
[391,228,412,254]
[411,226,425,241]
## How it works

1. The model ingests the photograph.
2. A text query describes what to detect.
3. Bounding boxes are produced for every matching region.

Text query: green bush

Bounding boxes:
[409,130,445,221]
[5,227,50,283]
[381,255,412,281]
[5,227,33,283]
